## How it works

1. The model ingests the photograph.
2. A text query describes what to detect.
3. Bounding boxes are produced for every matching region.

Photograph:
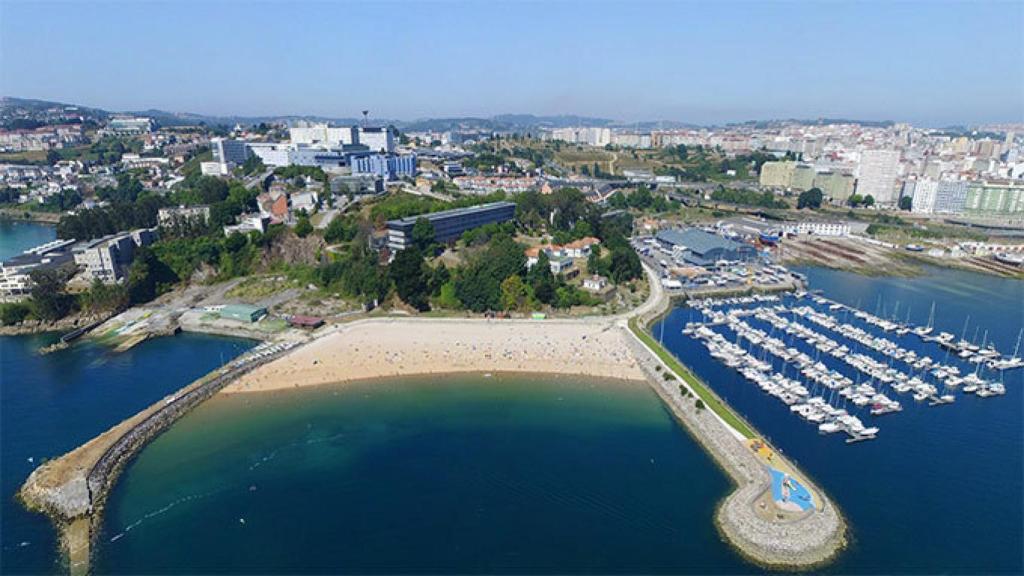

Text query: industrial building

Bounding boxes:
[655,227,758,266]
[386,201,516,251]
[217,304,267,323]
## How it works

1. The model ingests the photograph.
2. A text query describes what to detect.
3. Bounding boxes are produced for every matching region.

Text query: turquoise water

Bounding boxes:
[95,376,746,574]
[0,334,255,574]
[656,265,1024,574]
[0,219,55,260]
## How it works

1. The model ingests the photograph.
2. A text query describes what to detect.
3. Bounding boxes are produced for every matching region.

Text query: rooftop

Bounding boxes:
[656,227,749,255]
[388,201,516,227]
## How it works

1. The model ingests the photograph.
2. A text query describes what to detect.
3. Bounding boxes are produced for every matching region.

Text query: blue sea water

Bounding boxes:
[95,376,745,574]
[654,266,1024,574]
[0,334,255,574]
[0,220,56,260]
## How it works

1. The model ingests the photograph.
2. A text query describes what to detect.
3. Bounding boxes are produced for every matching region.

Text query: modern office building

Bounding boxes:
[0,239,77,296]
[72,228,157,284]
[289,123,357,147]
[386,201,516,251]
[211,138,252,166]
[358,127,395,154]
[856,149,901,204]
[351,154,416,180]
[655,228,758,266]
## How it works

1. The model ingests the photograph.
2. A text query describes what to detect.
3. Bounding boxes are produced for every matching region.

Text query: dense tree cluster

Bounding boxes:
[797,187,823,209]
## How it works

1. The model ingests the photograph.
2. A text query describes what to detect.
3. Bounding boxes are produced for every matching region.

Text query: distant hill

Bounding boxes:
[4,96,919,132]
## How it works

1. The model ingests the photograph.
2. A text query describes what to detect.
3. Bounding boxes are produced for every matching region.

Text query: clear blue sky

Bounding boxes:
[2,1,1021,126]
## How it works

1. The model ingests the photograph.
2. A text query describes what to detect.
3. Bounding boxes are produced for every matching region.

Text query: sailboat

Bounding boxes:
[990,328,1024,371]
[913,302,935,337]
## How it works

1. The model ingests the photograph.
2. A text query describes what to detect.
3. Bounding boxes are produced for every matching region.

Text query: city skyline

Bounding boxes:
[2,1,1022,127]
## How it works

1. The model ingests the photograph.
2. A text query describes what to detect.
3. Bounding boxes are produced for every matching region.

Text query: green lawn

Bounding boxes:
[629,316,756,439]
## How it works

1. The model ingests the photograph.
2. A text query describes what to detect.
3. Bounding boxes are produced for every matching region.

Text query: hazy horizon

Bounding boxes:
[2,1,1022,127]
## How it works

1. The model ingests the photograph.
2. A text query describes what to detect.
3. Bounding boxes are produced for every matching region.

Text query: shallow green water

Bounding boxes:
[96,375,748,574]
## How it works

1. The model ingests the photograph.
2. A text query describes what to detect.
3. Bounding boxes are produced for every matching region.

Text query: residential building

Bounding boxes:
[158,205,210,228]
[200,161,228,176]
[790,221,851,237]
[386,201,516,251]
[759,161,795,188]
[813,171,856,201]
[104,117,153,135]
[911,179,938,213]
[964,181,1024,216]
[224,214,268,236]
[933,181,970,214]
[856,149,901,204]
[790,165,816,192]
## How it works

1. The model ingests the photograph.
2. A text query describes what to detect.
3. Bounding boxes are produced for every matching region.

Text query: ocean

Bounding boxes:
[94,375,746,574]
[0,220,56,260]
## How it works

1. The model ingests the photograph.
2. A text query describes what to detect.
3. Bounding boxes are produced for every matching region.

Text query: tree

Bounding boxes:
[847,194,864,207]
[500,274,529,312]
[28,266,75,321]
[899,196,913,211]
[864,195,875,207]
[389,247,430,311]
[695,399,705,410]
[609,244,642,283]
[46,149,61,165]
[0,302,32,325]
[797,187,823,209]
[527,252,556,304]
[411,217,435,252]
[294,214,313,238]
[428,263,450,296]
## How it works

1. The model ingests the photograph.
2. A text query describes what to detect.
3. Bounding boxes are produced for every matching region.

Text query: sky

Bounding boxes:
[2,1,1022,126]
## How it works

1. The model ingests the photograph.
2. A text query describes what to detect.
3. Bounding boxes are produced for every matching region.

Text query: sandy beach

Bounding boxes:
[222,318,645,393]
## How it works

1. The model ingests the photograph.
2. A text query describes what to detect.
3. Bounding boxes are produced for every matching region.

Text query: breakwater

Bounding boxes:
[18,340,293,573]
[625,267,845,569]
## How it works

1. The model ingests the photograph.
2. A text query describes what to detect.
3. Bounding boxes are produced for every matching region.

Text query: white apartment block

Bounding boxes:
[856,149,901,204]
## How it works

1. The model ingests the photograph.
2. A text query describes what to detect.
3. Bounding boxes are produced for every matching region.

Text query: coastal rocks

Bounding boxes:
[19,469,91,520]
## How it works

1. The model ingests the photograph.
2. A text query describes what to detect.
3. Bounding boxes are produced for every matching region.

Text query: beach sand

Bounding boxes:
[222,318,645,394]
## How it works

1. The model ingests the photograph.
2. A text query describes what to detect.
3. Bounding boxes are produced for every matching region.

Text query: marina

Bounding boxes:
[681,291,1020,443]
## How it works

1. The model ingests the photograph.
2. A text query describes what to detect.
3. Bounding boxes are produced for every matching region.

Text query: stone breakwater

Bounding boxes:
[18,344,290,573]
[624,318,846,569]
